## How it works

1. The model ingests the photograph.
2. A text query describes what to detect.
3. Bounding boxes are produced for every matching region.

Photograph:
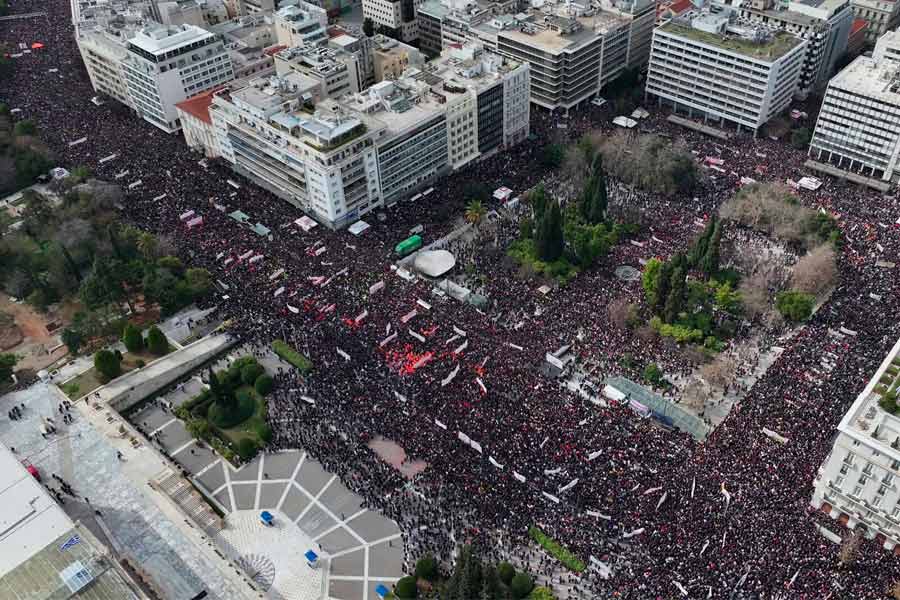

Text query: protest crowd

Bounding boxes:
[3,2,900,598]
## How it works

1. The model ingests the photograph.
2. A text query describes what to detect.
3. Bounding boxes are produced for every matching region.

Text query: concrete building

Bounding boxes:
[212,13,280,78]
[647,10,807,132]
[123,24,235,132]
[362,0,419,42]
[274,43,362,97]
[372,33,424,81]
[847,16,869,55]
[0,442,146,599]
[418,0,655,110]
[812,337,900,550]
[212,41,529,225]
[328,27,377,89]
[851,0,900,45]
[211,78,384,228]
[78,29,139,107]
[808,29,900,183]
[734,0,853,97]
[273,1,329,47]
[176,87,223,156]
[157,0,206,26]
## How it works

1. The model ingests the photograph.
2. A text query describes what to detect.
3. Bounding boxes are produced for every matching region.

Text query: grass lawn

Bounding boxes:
[61,348,165,400]
[272,340,313,373]
[217,386,267,446]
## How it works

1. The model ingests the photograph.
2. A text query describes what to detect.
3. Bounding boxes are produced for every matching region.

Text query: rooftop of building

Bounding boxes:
[275,1,327,22]
[428,42,524,84]
[129,23,215,54]
[828,51,900,105]
[496,9,629,54]
[275,43,351,76]
[341,79,448,136]
[72,0,152,29]
[839,338,900,456]
[176,87,223,123]
[659,16,804,60]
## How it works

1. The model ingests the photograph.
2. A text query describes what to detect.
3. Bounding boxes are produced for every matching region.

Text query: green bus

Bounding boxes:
[395,235,423,256]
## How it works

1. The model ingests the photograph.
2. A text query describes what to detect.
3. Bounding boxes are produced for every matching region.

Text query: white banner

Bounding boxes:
[656,491,668,511]
[586,511,611,520]
[354,310,368,324]
[179,210,196,221]
[545,353,565,370]
[128,180,142,189]
[458,432,472,445]
[336,348,350,361]
[453,326,466,337]
[273,286,285,297]
[409,329,425,343]
[445,334,461,346]
[434,418,447,430]
[379,332,398,347]
[369,280,385,294]
[269,268,285,281]
[508,343,523,350]
[622,528,644,539]
[400,310,418,324]
[416,299,431,311]
[489,457,503,469]
[441,364,460,387]
[301,396,315,405]
[559,478,579,494]
[643,486,662,496]
[762,427,788,444]
[287,304,299,313]
[513,471,526,483]
[186,216,203,229]
[587,450,602,461]
[476,378,487,394]
[411,353,433,370]
[470,440,483,454]
[542,492,560,504]
[544,468,562,476]
[239,250,254,261]
[453,340,468,354]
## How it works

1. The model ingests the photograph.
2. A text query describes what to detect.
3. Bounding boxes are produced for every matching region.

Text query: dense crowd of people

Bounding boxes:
[3,2,900,598]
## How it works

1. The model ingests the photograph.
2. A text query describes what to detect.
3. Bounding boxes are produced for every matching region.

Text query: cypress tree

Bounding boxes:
[653,260,674,315]
[700,223,722,278]
[540,200,564,261]
[663,267,686,323]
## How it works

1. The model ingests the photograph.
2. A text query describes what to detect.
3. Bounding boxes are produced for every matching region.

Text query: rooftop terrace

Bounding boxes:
[660,20,803,60]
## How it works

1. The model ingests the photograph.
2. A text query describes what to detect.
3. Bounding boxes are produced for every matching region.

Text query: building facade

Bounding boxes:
[850,0,900,45]
[362,0,419,42]
[808,29,900,182]
[812,337,900,550]
[123,24,234,132]
[273,2,329,47]
[647,11,807,132]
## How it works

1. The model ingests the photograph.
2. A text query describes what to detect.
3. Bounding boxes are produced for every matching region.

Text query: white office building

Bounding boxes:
[362,0,419,42]
[807,29,900,184]
[647,10,807,132]
[735,0,853,97]
[273,2,329,47]
[851,0,900,45]
[812,337,900,550]
[123,24,235,132]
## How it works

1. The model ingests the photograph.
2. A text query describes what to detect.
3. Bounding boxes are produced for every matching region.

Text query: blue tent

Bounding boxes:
[260,511,274,526]
[375,584,390,598]
[304,550,318,563]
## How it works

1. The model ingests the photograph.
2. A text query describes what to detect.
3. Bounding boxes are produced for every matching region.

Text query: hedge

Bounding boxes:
[272,340,313,373]
[528,527,586,572]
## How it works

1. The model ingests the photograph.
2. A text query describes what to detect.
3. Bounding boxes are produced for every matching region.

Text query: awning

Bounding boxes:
[348,220,370,236]
[260,511,273,523]
[295,215,317,232]
[229,210,249,223]
[252,223,270,236]
[493,186,513,201]
[613,116,637,129]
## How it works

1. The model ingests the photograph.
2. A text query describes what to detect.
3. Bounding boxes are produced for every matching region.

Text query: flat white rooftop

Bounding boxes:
[0,442,73,578]
[828,53,900,106]
[130,24,215,55]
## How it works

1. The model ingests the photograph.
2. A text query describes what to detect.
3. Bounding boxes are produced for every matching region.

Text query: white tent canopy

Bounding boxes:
[295,216,317,232]
[493,186,513,201]
[348,220,370,236]
[613,116,637,129]
[414,250,456,278]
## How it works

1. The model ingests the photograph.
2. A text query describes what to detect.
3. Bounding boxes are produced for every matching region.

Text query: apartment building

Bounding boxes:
[274,44,361,98]
[851,0,900,45]
[371,33,424,81]
[812,337,900,550]
[808,29,900,183]
[647,10,807,132]
[735,0,853,97]
[362,0,419,42]
[122,24,234,132]
[273,2,329,47]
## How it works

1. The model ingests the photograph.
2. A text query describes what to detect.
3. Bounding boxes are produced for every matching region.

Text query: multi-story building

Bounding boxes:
[418,0,654,110]
[850,0,900,45]
[274,43,361,97]
[176,86,223,156]
[812,337,900,550]
[212,79,384,228]
[734,0,853,97]
[78,29,139,107]
[212,13,279,78]
[0,442,147,599]
[328,27,377,89]
[808,29,900,183]
[212,41,529,226]
[122,24,234,132]
[847,16,869,56]
[362,0,419,42]
[371,33,424,81]
[647,10,807,132]
[273,2,329,47]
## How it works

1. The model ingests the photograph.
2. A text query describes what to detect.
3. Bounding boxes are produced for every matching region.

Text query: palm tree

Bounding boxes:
[464,200,486,228]
[137,232,158,262]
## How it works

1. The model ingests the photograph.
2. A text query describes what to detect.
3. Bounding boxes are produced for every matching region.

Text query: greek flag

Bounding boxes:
[59,534,81,552]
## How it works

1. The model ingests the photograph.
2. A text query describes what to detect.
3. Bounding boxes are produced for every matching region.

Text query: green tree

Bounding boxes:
[776,290,814,322]
[510,573,534,599]
[529,587,556,600]
[13,120,36,137]
[122,323,143,352]
[254,374,274,395]
[714,281,741,314]
[465,200,487,228]
[497,562,515,585]
[536,200,564,262]
[137,232,158,261]
[519,217,534,239]
[530,184,549,221]
[643,362,663,385]
[185,267,213,298]
[94,349,121,381]
[791,127,812,149]
[480,564,502,600]
[395,575,418,598]
[186,418,211,440]
[578,155,608,225]
[540,144,564,169]
[237,437,258,461]
[663,266,686,323]
[642,257,663,306]
[415,555,438,582]
[241,362,264,385]
[653,260,674,316]
[0,353,17,382]
[146,325,168,355]
[61,327,83,355]
[699,223,722,278]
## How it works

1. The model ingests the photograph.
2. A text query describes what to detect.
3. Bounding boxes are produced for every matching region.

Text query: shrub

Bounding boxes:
[272,340,313,373]
[122,323,144,352]
[237,437,258,461]
[147,325,168,355]
[775,290,814,322]
[186,418,211,440]
[208,389,255,428]
[511,573,534,599]
[255,423,273,443]
[241,363,264,385]
[94,349,121,381]
[879,395,899,415]
[497,562,516,585]
[135,359,145,368]
[414,555,438,582]
[394,575,417,599]
[254,374,274,396]
[643,363,663,386]
[529,587,555,600]
[528,527,586,572]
